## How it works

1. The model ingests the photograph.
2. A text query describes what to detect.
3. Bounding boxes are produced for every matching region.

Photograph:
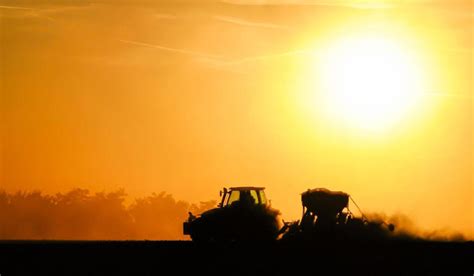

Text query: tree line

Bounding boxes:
[0,189,215,240]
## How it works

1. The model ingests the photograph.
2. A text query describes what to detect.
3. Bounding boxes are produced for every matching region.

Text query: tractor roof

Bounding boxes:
[229,186,265,191]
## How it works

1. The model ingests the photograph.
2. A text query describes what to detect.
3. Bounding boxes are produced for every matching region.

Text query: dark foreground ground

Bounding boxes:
[0,240,472,276]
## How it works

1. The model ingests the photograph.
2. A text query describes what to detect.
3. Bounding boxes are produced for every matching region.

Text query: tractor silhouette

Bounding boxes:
[184,187,394,243]
[183,187,281,242]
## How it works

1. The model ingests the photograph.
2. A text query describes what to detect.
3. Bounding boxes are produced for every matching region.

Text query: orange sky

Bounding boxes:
[1,0,472,238]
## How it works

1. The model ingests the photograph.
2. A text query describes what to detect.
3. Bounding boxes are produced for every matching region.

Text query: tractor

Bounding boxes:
[183,187,281,242]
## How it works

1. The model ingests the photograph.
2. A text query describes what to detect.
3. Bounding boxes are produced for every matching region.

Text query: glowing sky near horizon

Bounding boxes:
[1,0,472,238]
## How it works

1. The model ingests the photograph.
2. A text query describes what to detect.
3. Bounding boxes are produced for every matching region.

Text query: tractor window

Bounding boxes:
[249,190,260,204]
[258,190,267,205]
[226,190,240,206]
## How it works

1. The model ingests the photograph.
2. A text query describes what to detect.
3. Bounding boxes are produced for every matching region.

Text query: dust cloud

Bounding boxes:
[365,212,467,241]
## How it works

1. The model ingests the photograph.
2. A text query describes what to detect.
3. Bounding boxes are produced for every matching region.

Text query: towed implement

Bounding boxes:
[279,188,395,241]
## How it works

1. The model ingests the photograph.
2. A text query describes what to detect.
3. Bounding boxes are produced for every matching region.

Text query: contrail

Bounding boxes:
[220,0,393,9]
[118,39,225,60]
[153,13,177,20]
[424,91,473,99]
[118,39,313,71]
[221,49,312,66]
[0,5,56,21]
[214,15,288,30]
[0,5,36,10]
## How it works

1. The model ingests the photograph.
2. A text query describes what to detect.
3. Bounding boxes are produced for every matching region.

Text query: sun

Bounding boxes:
[318,35,425,132]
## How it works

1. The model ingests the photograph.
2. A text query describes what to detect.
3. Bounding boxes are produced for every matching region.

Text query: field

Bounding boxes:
[1,240,472,275]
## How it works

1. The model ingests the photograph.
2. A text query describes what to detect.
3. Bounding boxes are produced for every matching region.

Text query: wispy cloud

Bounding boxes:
[214,15,288,30]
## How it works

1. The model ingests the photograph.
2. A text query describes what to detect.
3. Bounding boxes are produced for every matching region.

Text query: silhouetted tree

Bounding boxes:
[0,189,216,240]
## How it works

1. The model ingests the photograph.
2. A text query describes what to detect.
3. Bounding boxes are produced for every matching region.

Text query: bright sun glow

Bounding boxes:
[319,35,426,131]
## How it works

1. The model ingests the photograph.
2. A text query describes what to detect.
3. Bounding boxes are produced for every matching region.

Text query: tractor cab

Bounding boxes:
[219,187,268,207]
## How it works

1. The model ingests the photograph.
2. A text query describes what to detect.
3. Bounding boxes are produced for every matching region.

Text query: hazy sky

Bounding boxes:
[1,0,472,237]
